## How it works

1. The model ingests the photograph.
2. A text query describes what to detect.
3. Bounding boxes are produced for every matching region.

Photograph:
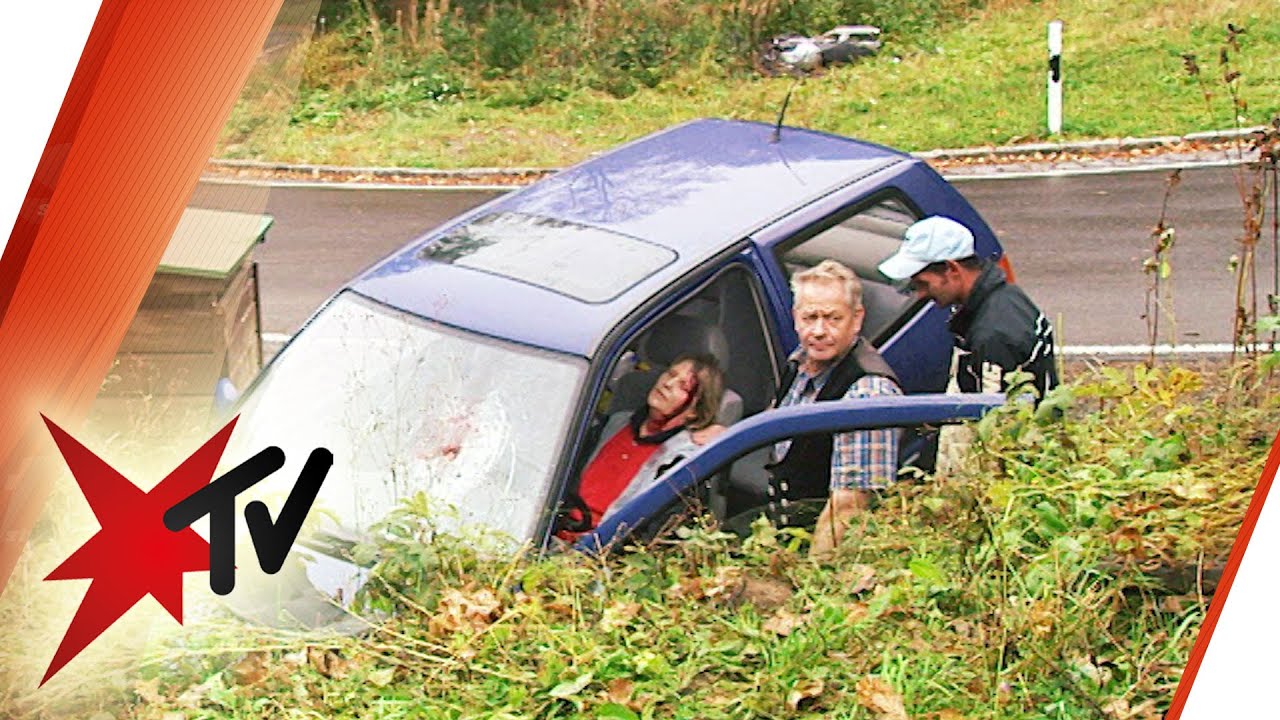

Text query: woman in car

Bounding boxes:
[560,353,726,537]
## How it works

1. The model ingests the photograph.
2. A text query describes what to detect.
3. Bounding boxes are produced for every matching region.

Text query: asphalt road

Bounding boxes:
[953,166,1273,349]
[190,164,1273,349]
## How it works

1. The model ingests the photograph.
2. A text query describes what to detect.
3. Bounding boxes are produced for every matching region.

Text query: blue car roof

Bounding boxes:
[351,118,912,357]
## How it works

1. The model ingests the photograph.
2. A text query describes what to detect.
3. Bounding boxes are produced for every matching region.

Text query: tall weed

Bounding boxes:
[93,365,1278,720]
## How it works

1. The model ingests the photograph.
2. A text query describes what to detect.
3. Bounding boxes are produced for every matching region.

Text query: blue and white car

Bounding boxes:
[228,119,1008,573]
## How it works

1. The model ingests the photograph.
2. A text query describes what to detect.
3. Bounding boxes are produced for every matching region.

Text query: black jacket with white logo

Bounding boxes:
[948,262,1058,399]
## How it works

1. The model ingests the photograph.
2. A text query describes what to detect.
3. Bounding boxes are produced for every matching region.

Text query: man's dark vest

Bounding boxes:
[766,339,898,525]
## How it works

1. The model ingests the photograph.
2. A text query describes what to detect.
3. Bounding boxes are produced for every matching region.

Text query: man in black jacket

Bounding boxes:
[879,216,1058,399]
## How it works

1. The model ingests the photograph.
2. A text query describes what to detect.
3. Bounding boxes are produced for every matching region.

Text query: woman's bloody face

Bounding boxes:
[646,361,699,423]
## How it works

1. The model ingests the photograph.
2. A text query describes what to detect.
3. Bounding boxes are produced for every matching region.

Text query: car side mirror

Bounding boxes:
[213,377,239,416]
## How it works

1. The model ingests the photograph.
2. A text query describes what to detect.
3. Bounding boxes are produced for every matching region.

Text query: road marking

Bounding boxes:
[202,156,1251,190]
[1060,343,1239,356]
[198,176,516,192]
[262,331,1247,358]
[945,157,1247,182]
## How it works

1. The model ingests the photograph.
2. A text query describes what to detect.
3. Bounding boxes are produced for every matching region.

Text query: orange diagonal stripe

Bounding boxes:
[0,0,286,596]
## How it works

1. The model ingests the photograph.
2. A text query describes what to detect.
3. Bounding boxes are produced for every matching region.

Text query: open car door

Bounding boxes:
[575,393,1006,551]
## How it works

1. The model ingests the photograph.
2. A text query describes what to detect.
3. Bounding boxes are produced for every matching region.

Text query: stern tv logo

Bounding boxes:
[37,416,330,685]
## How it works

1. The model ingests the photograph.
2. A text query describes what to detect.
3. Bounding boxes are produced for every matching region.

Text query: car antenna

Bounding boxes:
[770,76,802,143]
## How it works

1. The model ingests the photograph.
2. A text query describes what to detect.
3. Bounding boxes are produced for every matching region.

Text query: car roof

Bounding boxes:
[351,118,912,357]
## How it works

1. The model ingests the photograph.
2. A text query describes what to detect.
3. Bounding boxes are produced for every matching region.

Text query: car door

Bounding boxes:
[576,392,1005,551]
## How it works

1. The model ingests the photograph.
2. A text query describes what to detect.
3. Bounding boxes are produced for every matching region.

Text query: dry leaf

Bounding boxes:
[704,689,738,707]
[544,601,576,618]
[1128,699,1160,720]
[1169,475,1213,501]
[133,677,166,704]
[856,676,908,720]
[606,677,636,705]
[598,601,641,632]
[176,674,223,709]
[368,667,396,687]
[762,608,807,637]
[455,645,478,661]
[429,588,503,634]
[737,575,793,610]
[307,647,351,679]
[841,564,878,595]
[845,602,870,624]
[1027,599,1056,637]
[549,672,593,699]
[1102,698,1130,718]
[668,575,705,599]
[930,711,968,720]
[706,566,745,599]
[228,651,269,685]
[670,566,744,602]
[786,678,825,711]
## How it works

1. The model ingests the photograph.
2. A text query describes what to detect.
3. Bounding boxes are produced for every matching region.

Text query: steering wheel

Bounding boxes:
[554,492,594,534]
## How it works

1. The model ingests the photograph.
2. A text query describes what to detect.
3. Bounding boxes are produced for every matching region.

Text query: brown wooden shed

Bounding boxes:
[93,208,271,430]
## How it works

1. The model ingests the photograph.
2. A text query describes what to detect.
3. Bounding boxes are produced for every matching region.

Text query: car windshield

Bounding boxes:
[231,291,587,545]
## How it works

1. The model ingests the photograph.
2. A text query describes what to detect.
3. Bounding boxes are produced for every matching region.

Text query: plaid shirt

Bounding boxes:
[773,349,902,491]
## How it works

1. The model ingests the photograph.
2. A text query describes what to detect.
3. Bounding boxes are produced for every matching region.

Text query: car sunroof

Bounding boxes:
[420,212,677,303]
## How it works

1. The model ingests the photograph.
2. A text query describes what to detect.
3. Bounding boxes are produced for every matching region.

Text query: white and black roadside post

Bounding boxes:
[1047,20,1063,134]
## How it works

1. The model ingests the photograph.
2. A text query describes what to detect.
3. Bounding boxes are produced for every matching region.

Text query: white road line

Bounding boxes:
[944,157,1246,182]
[202,156,1250,190]
[262,331,1247,358]
[1060,343,1239,356]
[199,156,1249,190]
[198,176,517,192]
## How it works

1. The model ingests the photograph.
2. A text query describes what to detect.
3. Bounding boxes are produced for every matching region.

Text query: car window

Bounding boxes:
[231,292,587,545]
[775,195,922,343]
[421,211,676,303]
[603,265,780,426]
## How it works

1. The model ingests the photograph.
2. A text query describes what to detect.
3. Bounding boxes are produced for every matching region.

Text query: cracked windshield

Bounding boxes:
[234,292,586,544]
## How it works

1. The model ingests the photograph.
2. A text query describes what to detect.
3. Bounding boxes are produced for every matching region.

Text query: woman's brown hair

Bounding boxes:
[666,353,725,430]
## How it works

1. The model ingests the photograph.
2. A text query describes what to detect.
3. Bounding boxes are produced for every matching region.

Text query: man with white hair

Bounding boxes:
[878,215,1057,399]
[765,259,901,556]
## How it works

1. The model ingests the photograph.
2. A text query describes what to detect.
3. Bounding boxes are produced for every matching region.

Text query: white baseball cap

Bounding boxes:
[878,216,976,280]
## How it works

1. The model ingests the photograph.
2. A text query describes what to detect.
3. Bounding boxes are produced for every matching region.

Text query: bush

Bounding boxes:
[291,49,468,125]
[284,0,992,123]
[105,365,1279,719]
[481,11,537,71]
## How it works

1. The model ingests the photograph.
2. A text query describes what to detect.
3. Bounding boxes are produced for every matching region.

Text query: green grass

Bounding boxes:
[6,364,1276,718]
[218,0,1280,168]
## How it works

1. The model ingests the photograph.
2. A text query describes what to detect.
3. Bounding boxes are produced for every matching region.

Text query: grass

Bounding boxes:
[217,0,1280,169]
[4,363,1277,718]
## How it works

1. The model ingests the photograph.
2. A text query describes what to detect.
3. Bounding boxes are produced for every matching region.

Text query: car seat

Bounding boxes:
[607,312,744,427]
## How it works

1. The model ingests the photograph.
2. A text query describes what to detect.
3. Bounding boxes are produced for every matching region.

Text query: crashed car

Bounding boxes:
[223,118,1008,610]
[765,25,881,73]
[819,25,882,62]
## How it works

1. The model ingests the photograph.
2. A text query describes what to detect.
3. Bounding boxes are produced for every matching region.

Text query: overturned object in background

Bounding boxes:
[762,25,882,75]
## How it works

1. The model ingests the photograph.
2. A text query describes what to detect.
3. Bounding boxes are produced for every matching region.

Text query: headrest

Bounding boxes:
[637,313,730,371]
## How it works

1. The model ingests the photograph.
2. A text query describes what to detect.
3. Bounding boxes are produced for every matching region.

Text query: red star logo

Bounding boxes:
[39,416,238,685]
